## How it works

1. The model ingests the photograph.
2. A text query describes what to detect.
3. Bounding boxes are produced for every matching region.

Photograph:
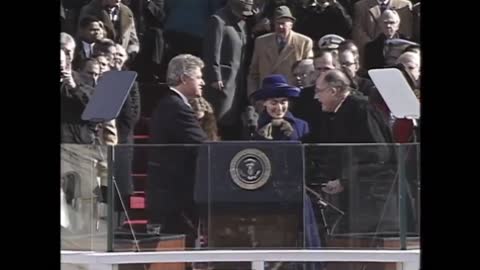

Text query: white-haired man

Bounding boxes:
[146,54,208,248]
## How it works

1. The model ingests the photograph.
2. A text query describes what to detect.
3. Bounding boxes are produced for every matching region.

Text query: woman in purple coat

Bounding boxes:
[250,74,310,141]
[250,75,322,270]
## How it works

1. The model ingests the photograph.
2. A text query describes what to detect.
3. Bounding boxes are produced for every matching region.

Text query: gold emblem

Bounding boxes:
[229,149,271,190]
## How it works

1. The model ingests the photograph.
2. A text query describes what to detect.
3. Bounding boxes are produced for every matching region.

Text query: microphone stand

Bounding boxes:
[305,186,345,235]
[247,124,257,140]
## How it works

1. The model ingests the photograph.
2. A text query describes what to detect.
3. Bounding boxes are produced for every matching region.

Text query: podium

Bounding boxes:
[194,142,305,268]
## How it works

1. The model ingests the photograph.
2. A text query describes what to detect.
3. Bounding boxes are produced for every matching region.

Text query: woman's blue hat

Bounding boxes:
[250,74,300,101]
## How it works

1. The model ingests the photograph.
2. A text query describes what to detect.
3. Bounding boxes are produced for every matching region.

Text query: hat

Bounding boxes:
[318,34,345,50]
[383,39,419,66]
[250,74,300,101]
[274,5,296,22]
[230,0,254,17]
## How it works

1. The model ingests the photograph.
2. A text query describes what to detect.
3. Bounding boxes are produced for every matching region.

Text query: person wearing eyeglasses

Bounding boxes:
[305,69,393,151]
[338,42,376,97]
[290,49,336,128]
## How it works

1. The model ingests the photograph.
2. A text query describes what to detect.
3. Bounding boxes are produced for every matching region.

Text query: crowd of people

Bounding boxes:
[61,0,420,145]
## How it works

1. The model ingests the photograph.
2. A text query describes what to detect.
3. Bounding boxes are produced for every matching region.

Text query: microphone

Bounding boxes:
[244,106,259,137]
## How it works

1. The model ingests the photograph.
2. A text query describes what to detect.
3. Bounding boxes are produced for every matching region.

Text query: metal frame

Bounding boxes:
[61,249,420,270]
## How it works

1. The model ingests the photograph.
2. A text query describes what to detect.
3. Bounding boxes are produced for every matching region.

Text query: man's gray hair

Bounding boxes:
[166,54,204,87]
[60,32,76,49]
[397,51,419,65]
[323,69,351,93]
[381,9,401,24]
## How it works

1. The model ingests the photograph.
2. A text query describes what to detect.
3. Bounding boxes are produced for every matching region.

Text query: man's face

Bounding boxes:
[381,12,400,38]
[274,18,293,39]
[60,50,67,73]
[61,43,75,64]
[314,74,336,112]
[104,0,121,8]
[264,97,289,119]
[339,50,359,77]
[83,22,104,43]
[96,56,110,74]
[183,67,205,98]
[105,45,117,68]
[293,60,316,88]
[113,45,128,70]
[400,56,420,81]
[313,53,335,77]
[82,61,101,85]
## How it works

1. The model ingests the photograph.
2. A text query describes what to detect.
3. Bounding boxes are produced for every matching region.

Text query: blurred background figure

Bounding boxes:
[352,0,413,64]
[317,33,345,58]
[79,0,140,61]
[124,0,167,83]
[61,32,97,145]
[72,16,106,70]
[337,40,376,97]
[189,97,220,141]
[364,9,410,70]
[248,5,313,111]
[295,0,352,44]
[292,58,316,89]
[163,0,224,61]
[203,0,254,140]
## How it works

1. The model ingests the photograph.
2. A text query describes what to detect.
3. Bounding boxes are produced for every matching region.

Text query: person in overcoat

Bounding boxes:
[203,0,254,139]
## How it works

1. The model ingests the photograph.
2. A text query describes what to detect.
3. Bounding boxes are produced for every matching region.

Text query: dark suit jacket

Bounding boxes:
[117,82,141,144]
[290,86,323,130]
[303,94,394,180]
[146,86,207,225]
[72,39,89,71]
[79,0,139,54]
[203,7,248,126]
[61,71,97,144]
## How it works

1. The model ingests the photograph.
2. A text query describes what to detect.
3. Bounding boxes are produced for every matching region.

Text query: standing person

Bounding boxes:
[146,54,208,247]
[247,5,313,110]
[249,74,322,270]
[203,0,254,140]
[305,69,394,234]
[79,0,140,60]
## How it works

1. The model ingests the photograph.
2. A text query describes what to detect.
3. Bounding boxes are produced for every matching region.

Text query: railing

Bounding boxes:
[61,249,420,270]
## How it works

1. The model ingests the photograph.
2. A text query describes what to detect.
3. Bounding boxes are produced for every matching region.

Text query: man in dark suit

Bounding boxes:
[79,0,140,60]
[146,54,208,247]
[203,0,253,140]
[72,16,106,71]
[364,9,408,70]
[305,69,395,234]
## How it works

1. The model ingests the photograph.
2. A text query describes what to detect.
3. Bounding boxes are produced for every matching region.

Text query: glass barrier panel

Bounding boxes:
[61,144,109,252]
[62,142,420,255]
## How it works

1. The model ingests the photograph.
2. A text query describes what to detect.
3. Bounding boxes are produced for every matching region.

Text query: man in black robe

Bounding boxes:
[303,69,397,235]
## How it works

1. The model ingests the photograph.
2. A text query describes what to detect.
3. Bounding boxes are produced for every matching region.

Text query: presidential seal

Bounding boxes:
[229,149,271,190]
